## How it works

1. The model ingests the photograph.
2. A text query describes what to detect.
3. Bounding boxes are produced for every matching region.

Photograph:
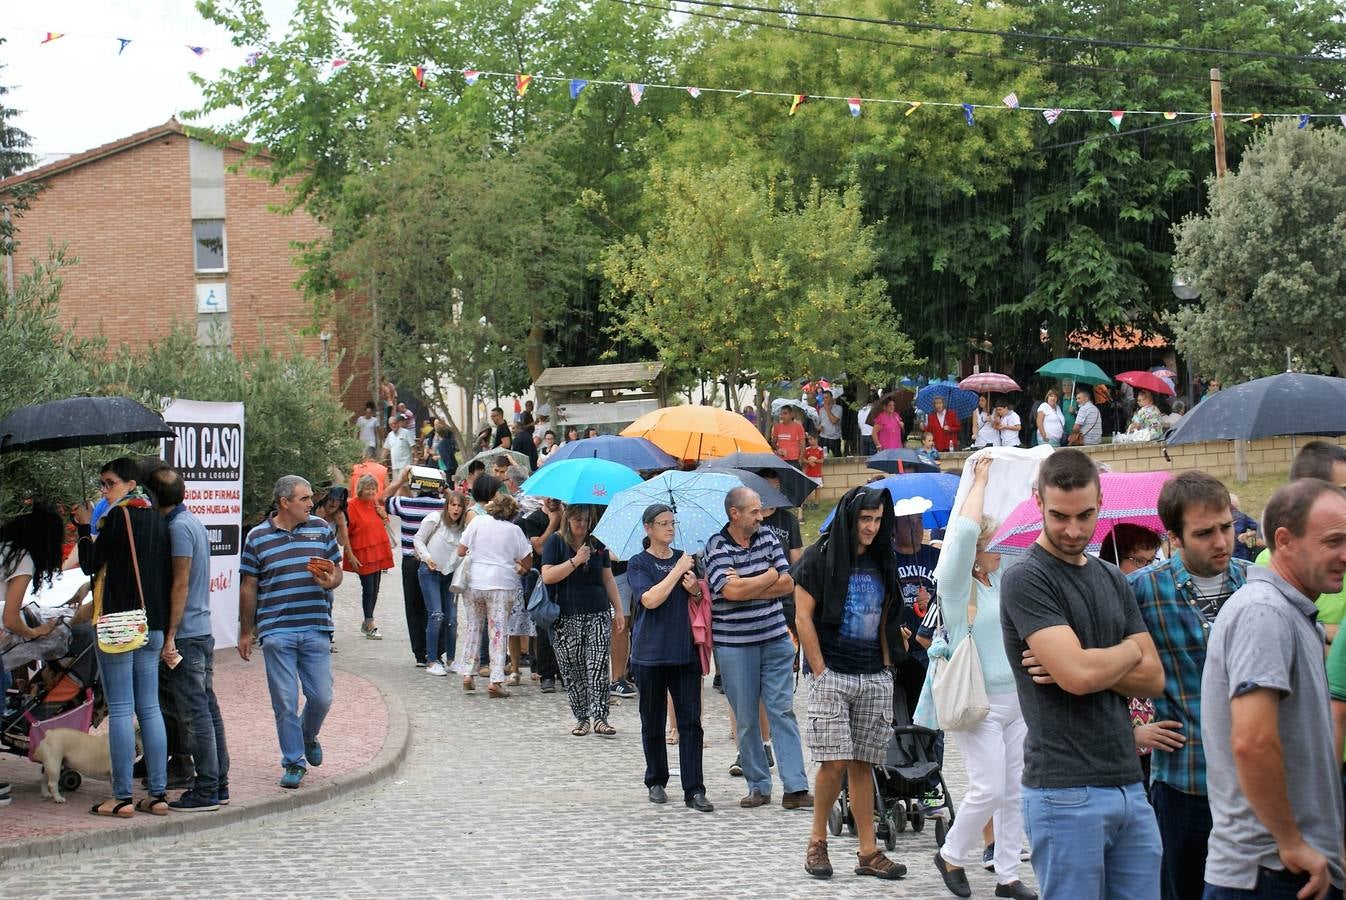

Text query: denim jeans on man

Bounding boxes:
[261,629,333,769]
[1204,870,1344,900]
[1151,780,1212,900]
[97,630,169,798]
[1022,782,1161,900]
[168,634,231,798]
[418,563,458,664]
[715,634,808,796]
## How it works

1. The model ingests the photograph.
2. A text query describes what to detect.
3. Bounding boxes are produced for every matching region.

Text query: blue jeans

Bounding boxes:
[715,635,808,796]
[260,629,333,769]
[167,634,230,797]
[1151,780,1212,900]
[1205,871,1344,899]
[418,565,457,664]
[97,630,168,799]
[1023,782,1161,900]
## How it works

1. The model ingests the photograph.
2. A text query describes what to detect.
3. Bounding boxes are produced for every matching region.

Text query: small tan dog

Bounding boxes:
[35,727,138,803]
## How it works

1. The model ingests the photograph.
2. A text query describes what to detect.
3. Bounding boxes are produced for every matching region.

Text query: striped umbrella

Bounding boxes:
[958,372,1021,394]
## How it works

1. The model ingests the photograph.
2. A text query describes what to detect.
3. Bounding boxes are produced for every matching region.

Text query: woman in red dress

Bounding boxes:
[925,396,961,452]
[344,474,394,639]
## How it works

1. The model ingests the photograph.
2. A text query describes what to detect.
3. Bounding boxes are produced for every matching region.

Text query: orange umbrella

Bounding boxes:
[621,406,771,461]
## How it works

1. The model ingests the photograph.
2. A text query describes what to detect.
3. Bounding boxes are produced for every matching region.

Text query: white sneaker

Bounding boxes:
[426,662,449,677]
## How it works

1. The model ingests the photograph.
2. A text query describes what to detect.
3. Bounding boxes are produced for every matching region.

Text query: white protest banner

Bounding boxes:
[160,399,245,648]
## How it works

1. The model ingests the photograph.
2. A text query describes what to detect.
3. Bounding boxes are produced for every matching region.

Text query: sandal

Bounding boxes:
[90,797,135,818]
[855,849,906,880]
[571,721,591,737]
[593,721,617,737]
[666,732,680,745]
[488,683,511,699]
[507,672,521,686]
[462,677,475,692]
[805,838,833,879]
[136,794,170,816]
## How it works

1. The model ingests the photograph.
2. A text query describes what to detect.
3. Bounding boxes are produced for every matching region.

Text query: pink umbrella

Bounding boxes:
[1116,370,1177,397]
[987,470,1173,555]
[958,371,1021,394]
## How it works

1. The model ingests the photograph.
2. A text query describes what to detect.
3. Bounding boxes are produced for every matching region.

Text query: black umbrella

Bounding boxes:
[700,451,818,507]
[1166,373,1346,446]
[867,448,942,475]
[0,396,173,453]
[711,468,796,511]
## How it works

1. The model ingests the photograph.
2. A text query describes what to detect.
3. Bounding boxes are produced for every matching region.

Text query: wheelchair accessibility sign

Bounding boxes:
[196,282,228,313]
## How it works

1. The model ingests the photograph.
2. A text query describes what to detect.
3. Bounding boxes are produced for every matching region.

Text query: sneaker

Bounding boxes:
[415,660,428,668]
[217,785,230,805]
[983,843,996,872]
[168,789,220,812]
[0,782,10,807]
[426,662,448,677]
[729,755,743,777]
[712,673,724,694]
[540,677,556,693]
[610,680,636,699]
[279,765,306,789]
[305,740,323,767]
[365,626,383,640]
[764,743,775,769]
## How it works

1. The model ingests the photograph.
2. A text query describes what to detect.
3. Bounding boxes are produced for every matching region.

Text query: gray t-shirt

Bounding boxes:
[167,507,212,639]
[1001,544,1147,788]
[1201,567,1346,890]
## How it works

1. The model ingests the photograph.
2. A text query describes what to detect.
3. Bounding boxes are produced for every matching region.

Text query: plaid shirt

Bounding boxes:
[1129,554,1250,796]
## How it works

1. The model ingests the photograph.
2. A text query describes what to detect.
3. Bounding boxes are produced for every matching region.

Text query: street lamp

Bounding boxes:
[1171,277,1200,405]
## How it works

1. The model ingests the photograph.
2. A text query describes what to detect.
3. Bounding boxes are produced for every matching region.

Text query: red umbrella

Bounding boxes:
[1116,370,1177,397]
[958,372,1021,394]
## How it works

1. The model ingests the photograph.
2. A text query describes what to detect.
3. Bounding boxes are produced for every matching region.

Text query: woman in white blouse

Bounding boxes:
[414,491,467,676]
[1035,388,1066,447]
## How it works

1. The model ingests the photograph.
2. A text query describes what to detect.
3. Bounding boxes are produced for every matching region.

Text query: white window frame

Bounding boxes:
[193,218,228,273]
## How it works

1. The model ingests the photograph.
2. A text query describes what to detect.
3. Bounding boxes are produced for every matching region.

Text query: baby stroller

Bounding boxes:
[2,622,105,796]
[828,687,956,850]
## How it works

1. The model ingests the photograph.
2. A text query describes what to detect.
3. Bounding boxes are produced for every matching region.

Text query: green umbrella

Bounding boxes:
[1036,357,1112,385]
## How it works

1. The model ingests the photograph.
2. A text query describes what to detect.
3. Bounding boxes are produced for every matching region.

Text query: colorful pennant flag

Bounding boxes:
[41,33,64,45]
[962,103,975,127]
[789,94,806,116]
[244,50,261,66]
[1240,112,1263,123]
[904,101,922,117]
[331,58,348,69]
[1002,92,1020,110]
[117,38,132,55]
[569,78,588,100]
[846,97,862,117]
[412,65,426,89]
[1163,111,1178,120]
[629,83,645,106]
[187,46,206,57]
[1298,113,1311,129]
[1043,108,1063,125]
[515,73,533,97]
[463,69,481,85]
[1109,109,1125,130]
[686,86,701,99]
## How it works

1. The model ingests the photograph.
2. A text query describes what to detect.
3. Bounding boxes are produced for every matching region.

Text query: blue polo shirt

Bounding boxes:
[240,514,341,639]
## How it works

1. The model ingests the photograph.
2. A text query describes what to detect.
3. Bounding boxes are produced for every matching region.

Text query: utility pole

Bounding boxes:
[1211,67,1248,481]
[371,270,383,441]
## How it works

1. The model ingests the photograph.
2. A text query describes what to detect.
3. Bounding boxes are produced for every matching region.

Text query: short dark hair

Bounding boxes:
[1036,448,1100,495]
[1098,523,1161,566]
[1264,478,1344,550]
[491,407,504,416]
[101,456,142,484]
[471,474,503,504]
[1290,441,1346,482]
[467,459,486,475]
[1157,471,1230,537]
[364,401,375,411]
[148,465,187,508]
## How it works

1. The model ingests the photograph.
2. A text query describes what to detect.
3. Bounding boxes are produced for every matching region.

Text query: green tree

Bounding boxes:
[1,41,41,262]
[1169,121,1346,381]
[602,162,919,408]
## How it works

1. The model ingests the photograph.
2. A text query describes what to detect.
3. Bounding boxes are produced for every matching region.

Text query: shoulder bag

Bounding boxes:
[93,506,150,654]
[526,575,560,630]
[931,577,989,731]
[449,549,472,594]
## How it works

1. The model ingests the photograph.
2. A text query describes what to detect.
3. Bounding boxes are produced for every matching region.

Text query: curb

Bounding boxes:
[0,666,410,870]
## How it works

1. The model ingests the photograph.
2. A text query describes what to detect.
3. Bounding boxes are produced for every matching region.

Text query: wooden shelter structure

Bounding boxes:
[534,362,668,433]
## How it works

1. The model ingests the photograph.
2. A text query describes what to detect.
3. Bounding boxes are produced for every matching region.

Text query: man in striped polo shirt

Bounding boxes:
[238,475,343,789]
[705,486,812,810]
[384,466,446,667]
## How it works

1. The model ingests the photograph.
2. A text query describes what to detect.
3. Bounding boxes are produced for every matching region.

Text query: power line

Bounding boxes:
[666,0,1346,65]
[611,0,1334,95]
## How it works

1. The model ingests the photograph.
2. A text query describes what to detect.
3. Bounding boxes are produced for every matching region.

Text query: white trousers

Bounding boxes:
[939,691,1028,884]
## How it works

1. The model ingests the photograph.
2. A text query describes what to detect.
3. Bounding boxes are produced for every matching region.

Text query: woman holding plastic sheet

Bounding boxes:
[625,503,712,812]
[74,457,172,818]
[923,458,1033,900]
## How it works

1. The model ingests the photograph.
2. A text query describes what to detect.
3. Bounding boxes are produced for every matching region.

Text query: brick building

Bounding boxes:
[0,118,363,399]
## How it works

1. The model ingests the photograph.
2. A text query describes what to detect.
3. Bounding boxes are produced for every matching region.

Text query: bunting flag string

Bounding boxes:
[17,25,1346,127]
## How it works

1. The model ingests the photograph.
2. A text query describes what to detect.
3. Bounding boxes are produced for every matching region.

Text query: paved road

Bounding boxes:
[0,573,1035,899]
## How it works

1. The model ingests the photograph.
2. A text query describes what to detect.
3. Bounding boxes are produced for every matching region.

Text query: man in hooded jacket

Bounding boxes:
[793,485,908,882]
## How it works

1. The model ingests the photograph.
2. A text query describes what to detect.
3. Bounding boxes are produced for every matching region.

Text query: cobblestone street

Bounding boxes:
[0,574,1036,899]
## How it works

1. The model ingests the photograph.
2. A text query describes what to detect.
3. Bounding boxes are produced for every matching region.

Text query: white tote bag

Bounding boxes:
[932,581,990,732]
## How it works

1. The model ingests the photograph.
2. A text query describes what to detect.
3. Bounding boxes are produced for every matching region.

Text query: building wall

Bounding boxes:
[815,435,1346,503]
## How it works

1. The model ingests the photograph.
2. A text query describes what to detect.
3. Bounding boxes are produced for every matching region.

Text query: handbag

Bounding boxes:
[93,506,150,655]
[449,550,472,595]
[526,575,560,630]
[931,578,989,731]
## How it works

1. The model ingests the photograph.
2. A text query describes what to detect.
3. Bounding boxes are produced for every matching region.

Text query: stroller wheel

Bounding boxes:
[59,767,82,793]
[827,801,843,836]
[881,814,898,851]
[911,812,926,833]
[934,816,948,846]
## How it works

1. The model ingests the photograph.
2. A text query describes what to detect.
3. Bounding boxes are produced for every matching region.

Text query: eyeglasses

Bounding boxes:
[1124,555,1157,567]
[98,478,123,491]
[650,518,676,528]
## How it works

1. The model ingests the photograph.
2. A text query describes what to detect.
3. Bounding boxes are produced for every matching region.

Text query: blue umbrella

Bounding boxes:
[867,448,942,474]
[519,458,643,506]
[540,434,677,471]
[820,472,961,532]
[593,470,740,559]
[914,381,979,418]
